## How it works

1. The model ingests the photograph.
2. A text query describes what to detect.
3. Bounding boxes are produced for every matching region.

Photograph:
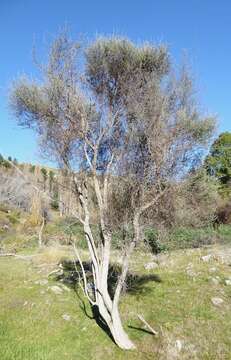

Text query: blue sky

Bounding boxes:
[0,0,231,164]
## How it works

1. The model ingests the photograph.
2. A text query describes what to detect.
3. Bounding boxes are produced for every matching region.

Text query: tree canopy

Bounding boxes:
[205,132,231,186]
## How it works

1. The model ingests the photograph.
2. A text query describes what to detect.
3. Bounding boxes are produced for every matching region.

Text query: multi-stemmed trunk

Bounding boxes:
[74,174,163,350]
[83,221,135,349]
[74,179,136,350]
[95,272,135,350]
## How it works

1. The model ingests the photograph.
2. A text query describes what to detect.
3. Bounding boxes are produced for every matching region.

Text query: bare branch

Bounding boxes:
[73,242,96,306]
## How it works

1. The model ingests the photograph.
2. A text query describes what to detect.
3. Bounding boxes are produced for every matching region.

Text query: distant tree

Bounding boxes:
[29,164,36,173]
[0,168,32,210]
[50,188,59,210]
[10,33,216,350]
[40,167,47,190]
[3,160,11,169]
[48,170,55,192]
[28,189,49,247]
[173,169,220,227]
[0,154,4,165]
[7,156,12,162]
[205,132,231,184]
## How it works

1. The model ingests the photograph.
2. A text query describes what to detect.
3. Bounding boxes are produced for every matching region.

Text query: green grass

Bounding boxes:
[1,245,231,359]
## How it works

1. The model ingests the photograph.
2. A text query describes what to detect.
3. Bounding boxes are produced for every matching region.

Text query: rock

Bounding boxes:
[225,279,231,286]
[48,268,63,277]
[201,254,213,262]
[2,224,9,231]
[209,267,217,273]
[175,339,183,351]
[209,277,220,285]
[186,263,197,277]
[35,279,48,286]
[62,314,71,321]
[186,269,196,277]
[49,285,63,295]
[144,262,158,270]
[211,297,224,306]
[187,262,193,267]
[151,254,159,262]
[217,255,225,264]
[61,284,71,292]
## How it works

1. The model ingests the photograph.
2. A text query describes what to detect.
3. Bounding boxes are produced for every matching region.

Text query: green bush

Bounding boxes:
[144,225,231,252]
[50,199,59,210]
[6,211,20,224]
[167,226,217,250]
[217,224,231,242]
[144,228,168,254]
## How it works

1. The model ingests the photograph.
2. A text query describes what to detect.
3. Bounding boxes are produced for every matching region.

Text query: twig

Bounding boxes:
[137,314,158,336]
[73,242,96,306]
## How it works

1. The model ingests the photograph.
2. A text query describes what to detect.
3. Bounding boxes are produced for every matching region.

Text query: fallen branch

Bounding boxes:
[137,314,158,336]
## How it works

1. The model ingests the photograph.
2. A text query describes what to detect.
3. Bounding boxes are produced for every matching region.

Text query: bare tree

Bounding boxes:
[0,160,50,247]
[0,167,32,210]
[10,33,216,349]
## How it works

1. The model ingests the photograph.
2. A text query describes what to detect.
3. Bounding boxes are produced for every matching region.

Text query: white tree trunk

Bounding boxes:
[96,284,135,350]
[74,178,136,350]
[110,305,135,349]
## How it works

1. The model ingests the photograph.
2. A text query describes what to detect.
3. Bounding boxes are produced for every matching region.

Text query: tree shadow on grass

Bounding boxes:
[52,259,162,344]
[128,325,155,336]
[54,259,162,298]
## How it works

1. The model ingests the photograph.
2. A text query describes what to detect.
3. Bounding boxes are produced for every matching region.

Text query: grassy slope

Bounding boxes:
[0,245,231,360]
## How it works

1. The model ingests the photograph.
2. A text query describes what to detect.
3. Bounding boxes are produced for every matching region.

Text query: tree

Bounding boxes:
[0,167,32,210]
[48,170,54,191]
[10,33,215,349]
[28,189,49,247]
[40,167,48,190]
[173,169,220,228]
[0,154,4,165]
[205,132,231,187]
[29,164,36,173]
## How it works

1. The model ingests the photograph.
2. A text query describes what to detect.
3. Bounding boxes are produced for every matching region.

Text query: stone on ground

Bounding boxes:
[201,254,213,262]
[144,262,158,270]
[49,285,63,295]
[211,297,224,306]
[62,314,71,321]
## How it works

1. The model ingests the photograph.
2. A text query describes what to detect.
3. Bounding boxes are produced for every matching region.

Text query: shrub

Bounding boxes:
[144,228,168,254]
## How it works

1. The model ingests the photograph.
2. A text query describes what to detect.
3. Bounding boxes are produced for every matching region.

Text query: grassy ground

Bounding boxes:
[0,245,231,359]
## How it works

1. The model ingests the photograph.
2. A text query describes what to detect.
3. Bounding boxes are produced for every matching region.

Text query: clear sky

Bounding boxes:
[0,0,231,164]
